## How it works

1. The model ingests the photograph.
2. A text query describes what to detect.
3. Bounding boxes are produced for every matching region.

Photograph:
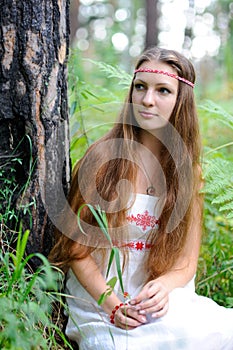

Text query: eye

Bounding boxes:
[134,83,145,91]
[158,87,171,94]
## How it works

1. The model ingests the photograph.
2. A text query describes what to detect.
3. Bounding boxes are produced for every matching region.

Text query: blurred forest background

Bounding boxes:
[68,0,233,162]
[69,0,233,102]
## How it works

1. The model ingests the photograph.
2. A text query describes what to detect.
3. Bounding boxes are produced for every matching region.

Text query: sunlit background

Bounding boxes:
[69,0,233,106]
[75,0,222,58]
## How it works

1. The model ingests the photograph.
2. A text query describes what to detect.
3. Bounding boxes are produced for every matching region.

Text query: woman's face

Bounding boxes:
[132,60,178,131]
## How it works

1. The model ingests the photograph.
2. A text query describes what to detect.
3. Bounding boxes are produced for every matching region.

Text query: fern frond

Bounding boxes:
[83,59,132,88]
[212,189,233,205]
[204,179,229,195]
[204,158,229,194]
[225,212,233,219]
[203,158,231,180]
[199,100,233,130]
[219,201,233,212]
[203,157,233,217]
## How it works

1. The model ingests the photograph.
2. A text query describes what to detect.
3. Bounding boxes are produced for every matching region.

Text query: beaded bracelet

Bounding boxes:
[110,302,128,324]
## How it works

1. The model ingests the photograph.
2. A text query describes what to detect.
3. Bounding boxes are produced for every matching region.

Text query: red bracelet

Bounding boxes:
[110,302,128,324]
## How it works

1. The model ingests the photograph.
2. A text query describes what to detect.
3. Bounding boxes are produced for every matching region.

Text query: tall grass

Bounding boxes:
[0,224,73,349]
[0,157,74,349]
[77,204,126,305]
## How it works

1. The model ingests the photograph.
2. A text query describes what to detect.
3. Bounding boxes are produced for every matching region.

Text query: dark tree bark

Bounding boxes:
[145,0,159,49]
[0,0,71,260]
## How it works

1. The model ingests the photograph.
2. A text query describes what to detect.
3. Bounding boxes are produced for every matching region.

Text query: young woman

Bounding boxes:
[50,47,233,349]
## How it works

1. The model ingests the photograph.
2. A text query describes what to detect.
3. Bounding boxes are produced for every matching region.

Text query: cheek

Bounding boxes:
[166,97,176,113]
[132,89,144,104]
[172,98,177,111]
[160,99,176,120]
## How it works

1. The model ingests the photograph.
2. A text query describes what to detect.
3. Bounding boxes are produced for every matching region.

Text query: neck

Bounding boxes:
[139,130,162,158]
[135,133,163,197]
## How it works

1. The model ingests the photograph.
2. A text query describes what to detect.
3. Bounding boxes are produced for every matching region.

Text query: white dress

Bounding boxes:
[65,194,233,350]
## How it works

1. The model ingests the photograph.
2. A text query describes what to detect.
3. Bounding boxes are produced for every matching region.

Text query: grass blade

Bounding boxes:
[113,247,124,294]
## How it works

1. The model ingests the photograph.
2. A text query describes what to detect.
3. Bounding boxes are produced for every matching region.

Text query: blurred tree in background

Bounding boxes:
[145,0,159,48]
[67,0,233,166]
[208,0,233,91]
[68,0,233,104]
[67,0,231,116]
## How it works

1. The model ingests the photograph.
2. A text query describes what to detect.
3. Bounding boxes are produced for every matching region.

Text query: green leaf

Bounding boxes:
[70,100,78,116]
[83,59,132,88]
[113,247,124,294]
[97,277,117,305]
[106,276,117,290]
[106,249,115,279]
[77,203,111,244]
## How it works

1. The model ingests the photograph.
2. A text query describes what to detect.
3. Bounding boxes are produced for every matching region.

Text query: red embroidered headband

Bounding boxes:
[134,68,194,88]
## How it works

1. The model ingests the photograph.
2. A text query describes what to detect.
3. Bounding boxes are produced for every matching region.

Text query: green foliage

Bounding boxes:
[196,100,233,306]
[196,206,233,307]
[0,224,70,350]
[0,158,21,224]
[83,59,132,89]
[68,55,128,166]
[0,144,74,349]
[199,100,233,220]
[203,158,233,219]
[0,136,36,231]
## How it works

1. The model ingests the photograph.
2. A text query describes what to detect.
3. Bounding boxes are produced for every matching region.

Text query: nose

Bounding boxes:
[142,89,156,107]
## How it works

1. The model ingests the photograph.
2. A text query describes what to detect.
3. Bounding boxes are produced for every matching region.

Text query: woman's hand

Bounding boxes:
[113,304,147,330]
[129,279,169,319]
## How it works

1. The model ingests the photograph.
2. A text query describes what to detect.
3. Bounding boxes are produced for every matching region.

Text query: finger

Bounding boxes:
[130,292,152,306]
[115,315,142,330]
[114,308,146,329]
[129,287,152,305]
[138,295,168,314]
[130,282,163,305]
[151,301,169,318]
[126,307,147,324]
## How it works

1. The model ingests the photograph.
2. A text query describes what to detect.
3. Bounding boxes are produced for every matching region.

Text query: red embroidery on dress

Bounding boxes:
[145,242,152,249]
[135,241,144,250]
[113,240,153,250]
[127,210,159,231]
[126,242,135,248]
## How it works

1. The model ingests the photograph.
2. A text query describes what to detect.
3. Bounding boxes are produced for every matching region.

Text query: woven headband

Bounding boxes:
[134,68,194,88]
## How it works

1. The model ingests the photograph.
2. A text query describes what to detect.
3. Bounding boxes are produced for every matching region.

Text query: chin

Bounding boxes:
[137,121,169,131]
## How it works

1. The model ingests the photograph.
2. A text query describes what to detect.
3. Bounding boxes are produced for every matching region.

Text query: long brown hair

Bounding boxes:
[49,47,202,279]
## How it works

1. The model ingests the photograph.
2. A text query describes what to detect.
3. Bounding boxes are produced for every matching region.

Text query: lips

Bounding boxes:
[139,110,158,119]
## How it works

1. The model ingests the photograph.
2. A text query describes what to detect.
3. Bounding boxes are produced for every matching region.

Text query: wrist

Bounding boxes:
[101,294,122,316]
[110,302,128,324]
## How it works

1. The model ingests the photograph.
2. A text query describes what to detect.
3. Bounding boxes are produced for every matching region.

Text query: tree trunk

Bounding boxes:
[183,0,195,51]
[70,0,80,46]
[145,0,159,49]
[0,0,71,260]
